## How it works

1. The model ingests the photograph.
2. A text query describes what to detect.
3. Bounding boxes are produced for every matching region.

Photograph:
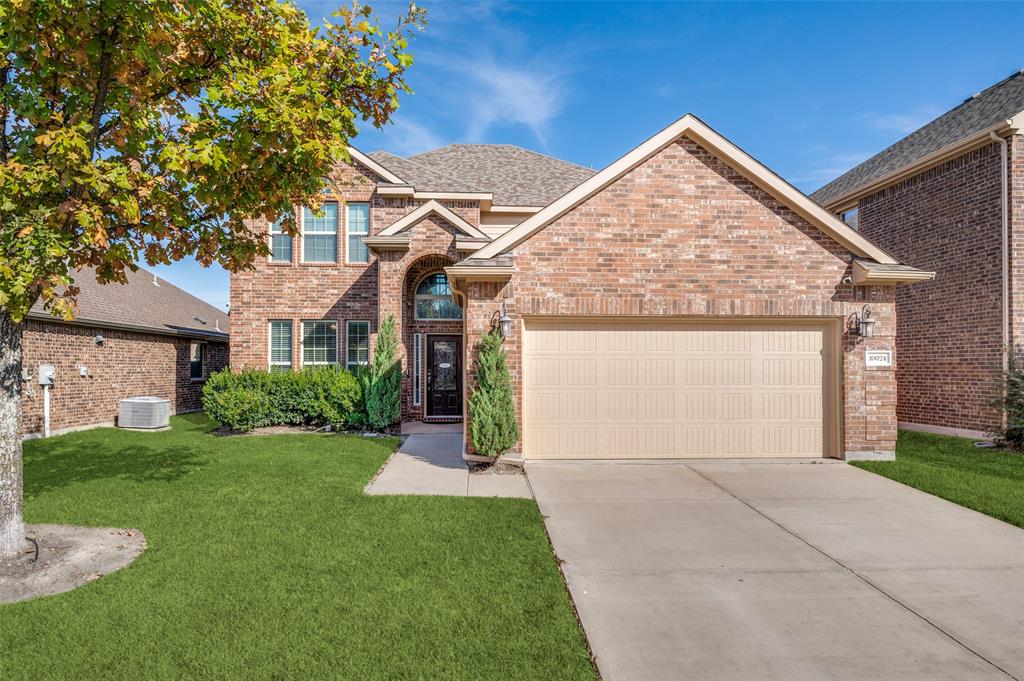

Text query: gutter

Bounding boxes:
[990,131,1011,385]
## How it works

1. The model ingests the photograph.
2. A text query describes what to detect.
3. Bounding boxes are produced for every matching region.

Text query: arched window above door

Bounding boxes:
[415,273,463,320]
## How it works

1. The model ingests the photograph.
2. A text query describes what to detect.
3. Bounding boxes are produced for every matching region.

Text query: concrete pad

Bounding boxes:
[566,568,1004,681]
[529,461,1022,681]
[366,434,467,496]
[467,473,532,499]
[400,421,462,434]
[366,433,531,498]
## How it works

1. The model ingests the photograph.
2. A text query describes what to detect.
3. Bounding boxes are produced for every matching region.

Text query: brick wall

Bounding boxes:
[229,160,476,399]
[858,143,1004,434]
[20,320,228,436]
[464,137,898,458]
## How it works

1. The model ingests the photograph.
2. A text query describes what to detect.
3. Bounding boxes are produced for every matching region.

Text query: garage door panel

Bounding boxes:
[524,320,834,459]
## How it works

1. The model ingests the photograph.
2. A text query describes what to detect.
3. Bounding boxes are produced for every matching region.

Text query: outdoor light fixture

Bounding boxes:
[492,303,513,339]
[848,304,875,338]
[94,333,105,346]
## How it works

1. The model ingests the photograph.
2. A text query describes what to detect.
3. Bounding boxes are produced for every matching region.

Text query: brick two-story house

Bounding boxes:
[231,115,933,461]
[814,70,1024,438]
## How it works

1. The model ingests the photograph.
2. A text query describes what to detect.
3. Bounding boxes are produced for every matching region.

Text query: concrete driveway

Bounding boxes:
[527,461,1024,681]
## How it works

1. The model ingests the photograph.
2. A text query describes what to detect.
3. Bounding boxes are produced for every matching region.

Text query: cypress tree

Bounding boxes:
[469,330,520,456]
[366,316,402,430]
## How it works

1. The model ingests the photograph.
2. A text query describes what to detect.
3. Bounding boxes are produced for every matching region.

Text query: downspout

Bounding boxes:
[990,131,1010,380]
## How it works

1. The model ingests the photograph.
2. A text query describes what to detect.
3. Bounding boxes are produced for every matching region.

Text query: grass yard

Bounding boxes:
[0,415,596,681]
[853,429,1024,529]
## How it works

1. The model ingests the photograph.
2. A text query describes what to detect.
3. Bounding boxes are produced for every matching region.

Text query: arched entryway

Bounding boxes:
[402,255,464,421]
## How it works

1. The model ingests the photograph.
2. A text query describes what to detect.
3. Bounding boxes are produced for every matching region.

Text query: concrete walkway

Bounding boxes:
[365,430,531,498]
[527,460,1024,681]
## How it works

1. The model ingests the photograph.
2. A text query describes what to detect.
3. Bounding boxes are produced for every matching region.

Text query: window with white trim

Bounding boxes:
[840,206,859,230]
[415,272,463,320]
[269,218,292,262]
[346,202,370,264]
[413,332,422,406]
[302,202,338,263]
[189,342,206,380]
[346,321,370,368]
[269,320,292,371]
[301,320,338,366]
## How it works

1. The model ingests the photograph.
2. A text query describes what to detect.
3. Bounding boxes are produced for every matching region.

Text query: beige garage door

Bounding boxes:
[523,319,836,459]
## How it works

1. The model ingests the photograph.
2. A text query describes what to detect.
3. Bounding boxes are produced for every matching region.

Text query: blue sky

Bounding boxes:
[147,0,1024,309]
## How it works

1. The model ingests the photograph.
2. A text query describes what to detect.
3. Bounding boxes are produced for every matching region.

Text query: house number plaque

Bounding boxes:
[865,350,892,368]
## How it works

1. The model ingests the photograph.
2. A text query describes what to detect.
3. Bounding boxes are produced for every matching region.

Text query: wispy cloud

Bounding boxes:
[379,116,443,156]
[791,151,872,189]
[854,106,942,135]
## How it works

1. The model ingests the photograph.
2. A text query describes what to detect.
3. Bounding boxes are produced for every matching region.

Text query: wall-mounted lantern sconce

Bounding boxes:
[848,304,875,338]
[492,303,513,339]
[94,333,105,346]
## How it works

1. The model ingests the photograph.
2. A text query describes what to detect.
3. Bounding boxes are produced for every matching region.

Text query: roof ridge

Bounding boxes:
[413,143,594,174]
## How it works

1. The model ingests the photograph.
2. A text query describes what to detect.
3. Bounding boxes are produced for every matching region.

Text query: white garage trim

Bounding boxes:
[522,317,842,460]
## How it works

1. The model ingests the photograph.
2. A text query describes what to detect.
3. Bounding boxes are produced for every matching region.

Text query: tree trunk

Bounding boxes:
[0,308,24,559]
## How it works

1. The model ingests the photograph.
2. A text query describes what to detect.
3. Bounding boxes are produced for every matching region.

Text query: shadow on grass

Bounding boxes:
[22,415,213,498]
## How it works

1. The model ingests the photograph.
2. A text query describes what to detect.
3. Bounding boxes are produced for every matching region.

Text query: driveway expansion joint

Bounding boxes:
[683,462,1021,681]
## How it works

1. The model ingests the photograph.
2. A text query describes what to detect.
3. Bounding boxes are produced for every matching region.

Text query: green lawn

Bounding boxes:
[0,415,595,681]
[853,429,1024,529]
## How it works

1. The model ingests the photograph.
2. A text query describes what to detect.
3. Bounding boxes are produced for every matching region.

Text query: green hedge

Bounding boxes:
[202,367,362,433]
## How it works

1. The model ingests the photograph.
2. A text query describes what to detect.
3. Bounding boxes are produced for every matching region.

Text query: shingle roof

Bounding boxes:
[404,144,596,207]
[366,151,480,193]
[812,69,1024,207]
[28,266,229,339]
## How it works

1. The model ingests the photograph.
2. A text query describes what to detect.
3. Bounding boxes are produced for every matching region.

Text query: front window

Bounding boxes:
[190,342,206,380]
[302,202,338,263]
[346,321,370,368]
[269,218,292,262]
[302,320,338,366]
[269,320,292,371]
[346,203,370,263]
[415,273,463,320]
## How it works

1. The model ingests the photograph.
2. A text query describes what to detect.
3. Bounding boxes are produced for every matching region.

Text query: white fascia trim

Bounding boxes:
[376,199,489,240]
[347,146,405,184]
[488,205,544,213]
[471,114,899,265]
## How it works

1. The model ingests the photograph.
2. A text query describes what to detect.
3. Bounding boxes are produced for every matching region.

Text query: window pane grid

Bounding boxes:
[347,203,370,263]
[415,273,463,320]
[271,234,292,262]
[346,321,370,367]
[303,203,338,263]
[302,321,338,366]
[269,321,292,367]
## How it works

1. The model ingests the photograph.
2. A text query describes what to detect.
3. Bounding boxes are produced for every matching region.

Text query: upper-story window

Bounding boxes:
[346,202,370,263]
[840,206,859,231]
[269,217,292,263]
[302,202,338,263]
[415,273,463,320]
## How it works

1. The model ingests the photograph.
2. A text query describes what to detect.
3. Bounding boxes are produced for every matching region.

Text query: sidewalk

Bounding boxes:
[365,428,532,499]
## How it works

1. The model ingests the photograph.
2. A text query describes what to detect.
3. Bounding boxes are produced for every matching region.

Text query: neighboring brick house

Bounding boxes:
[21,268,229,438]
[813,70,1024,438]
[231,116,932,461]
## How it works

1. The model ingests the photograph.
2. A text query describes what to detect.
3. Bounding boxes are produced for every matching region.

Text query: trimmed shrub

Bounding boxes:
[996,356,1024,447]
[365,315,401,430]
[202,367,360,432]
[468,329,520,457]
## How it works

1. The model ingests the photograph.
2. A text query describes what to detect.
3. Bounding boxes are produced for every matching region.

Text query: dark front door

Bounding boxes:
[427,335,462,417]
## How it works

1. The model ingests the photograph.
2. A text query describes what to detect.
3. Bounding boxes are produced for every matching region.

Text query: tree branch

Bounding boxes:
[88,23,119,159]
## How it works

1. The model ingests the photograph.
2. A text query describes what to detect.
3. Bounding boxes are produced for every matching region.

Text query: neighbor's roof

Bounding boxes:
[813,69,1024,207]
[374,144,595,207]
[28,267,229,339]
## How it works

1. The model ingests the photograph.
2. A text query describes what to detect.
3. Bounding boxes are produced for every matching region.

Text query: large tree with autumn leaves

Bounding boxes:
[0,0,425,559]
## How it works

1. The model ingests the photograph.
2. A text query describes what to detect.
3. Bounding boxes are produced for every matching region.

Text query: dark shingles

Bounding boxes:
[812,70,1024,206]
[28,266,229,338]
[366,151,481,193]
[408,144,595,207]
